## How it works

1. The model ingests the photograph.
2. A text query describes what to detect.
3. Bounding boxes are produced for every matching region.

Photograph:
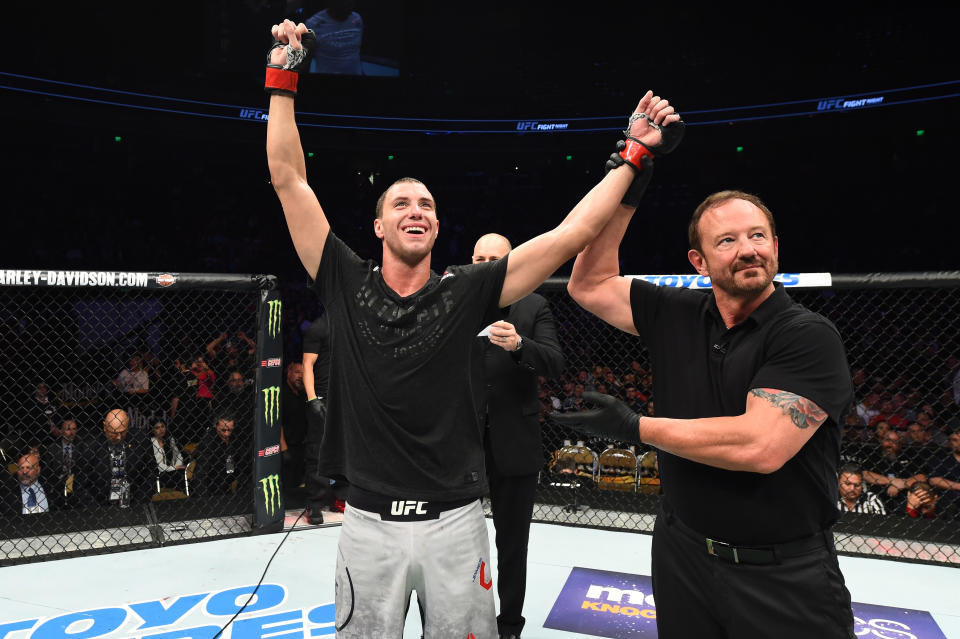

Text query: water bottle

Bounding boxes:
[119,480,131,509]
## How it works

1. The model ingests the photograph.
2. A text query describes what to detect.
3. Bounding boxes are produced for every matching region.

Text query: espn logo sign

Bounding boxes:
[261,357,282,368]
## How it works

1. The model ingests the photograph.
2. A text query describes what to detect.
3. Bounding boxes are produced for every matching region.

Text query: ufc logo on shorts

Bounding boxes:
[390,500,427,516]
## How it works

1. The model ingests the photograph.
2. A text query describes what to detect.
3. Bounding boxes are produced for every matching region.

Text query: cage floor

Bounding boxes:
[1,514,958,638]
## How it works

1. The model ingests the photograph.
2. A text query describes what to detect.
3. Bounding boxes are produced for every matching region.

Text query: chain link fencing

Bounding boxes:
[0,271,281,566]
[531,273,960,565]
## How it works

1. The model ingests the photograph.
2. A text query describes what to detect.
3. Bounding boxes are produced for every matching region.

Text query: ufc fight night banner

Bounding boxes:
[253,290,283,532]
[544,567,948,638]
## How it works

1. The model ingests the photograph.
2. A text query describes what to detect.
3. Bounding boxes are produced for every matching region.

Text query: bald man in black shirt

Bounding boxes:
[559,190,856,638]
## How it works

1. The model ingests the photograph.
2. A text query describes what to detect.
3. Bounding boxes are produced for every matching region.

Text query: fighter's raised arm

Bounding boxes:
[498,91,684,307]
[566,202,640,335]
[265,19,328,278]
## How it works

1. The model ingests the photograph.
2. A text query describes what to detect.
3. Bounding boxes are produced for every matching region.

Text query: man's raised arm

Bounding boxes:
[266,20,329,278]
[567,202,639,335]
[498,91,683,307]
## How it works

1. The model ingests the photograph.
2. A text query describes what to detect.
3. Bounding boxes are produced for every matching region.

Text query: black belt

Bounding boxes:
[667,513,832,566]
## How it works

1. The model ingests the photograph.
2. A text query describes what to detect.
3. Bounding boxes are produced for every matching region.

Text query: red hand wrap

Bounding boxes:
[619,138,655,172]
[265,67,298,95]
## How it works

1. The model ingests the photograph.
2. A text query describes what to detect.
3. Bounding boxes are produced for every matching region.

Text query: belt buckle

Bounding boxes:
[706,538,739,563]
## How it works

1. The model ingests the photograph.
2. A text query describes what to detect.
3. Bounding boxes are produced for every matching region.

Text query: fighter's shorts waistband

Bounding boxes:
[346,485,478,521]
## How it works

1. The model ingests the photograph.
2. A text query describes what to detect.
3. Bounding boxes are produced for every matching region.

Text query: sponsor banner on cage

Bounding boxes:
[0,583,336,639]
[0,269,154,287]
[253,289,284,531]
[630,272,832,289]
[545,567,948,638]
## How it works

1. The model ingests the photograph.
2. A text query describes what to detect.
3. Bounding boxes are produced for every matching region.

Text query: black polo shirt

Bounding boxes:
[631,280,853,545]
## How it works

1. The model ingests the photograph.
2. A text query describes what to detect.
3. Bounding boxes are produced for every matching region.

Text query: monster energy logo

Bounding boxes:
[259,473,281,517]
[263,386,280,427]
[267,299,282,338]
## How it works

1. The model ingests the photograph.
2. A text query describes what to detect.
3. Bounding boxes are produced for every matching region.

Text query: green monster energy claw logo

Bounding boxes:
[263,386,280,427]
[260,473,281,517]
[267,299,282,338]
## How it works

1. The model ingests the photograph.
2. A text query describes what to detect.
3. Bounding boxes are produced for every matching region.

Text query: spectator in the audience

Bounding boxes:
[45,417,80,505]
[26,381,60,445]
[902,481,949,520]
[855,391,881,426]
[280,362,308,496]
[195,415,249,496]
[869,397,908,431]
[904,421,940,460]
[206,331,256,380]
[74,408,152,507]
[170,355,216,443]
[622,384,645,414]
[842,413,870,442]
[559,381,575,405]
[575,369,590,390]
[870,419,892,447]
[602,370,622,396]
[929,429,960,515]
[836,463,885,514]
[213,370,255,431]
[862,430,927,504]
[839,414,871,468]
[150,419,186,491]
[115,355,150,399]
[554,382,584,412]
[2,452,62,515]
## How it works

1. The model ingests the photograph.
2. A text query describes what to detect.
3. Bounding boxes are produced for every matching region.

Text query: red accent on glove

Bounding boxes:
[265,67,298,95]
[619,138,655,172]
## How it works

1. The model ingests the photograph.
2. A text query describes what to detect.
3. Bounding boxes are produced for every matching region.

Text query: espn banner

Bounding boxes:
[253,290,284,532]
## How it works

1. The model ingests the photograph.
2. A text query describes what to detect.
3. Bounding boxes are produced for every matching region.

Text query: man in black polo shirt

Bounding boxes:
[264,18,682,638]
[559,190,855,638]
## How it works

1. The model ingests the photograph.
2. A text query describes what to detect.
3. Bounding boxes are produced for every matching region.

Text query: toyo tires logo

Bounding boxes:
[259,473,281,517]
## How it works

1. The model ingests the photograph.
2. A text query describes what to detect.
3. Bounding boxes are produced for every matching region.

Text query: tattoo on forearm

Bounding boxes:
[750,388,827,429]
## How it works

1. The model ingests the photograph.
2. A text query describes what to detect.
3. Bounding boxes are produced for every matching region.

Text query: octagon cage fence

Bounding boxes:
[0,271,284,567]
[1,270,958,567]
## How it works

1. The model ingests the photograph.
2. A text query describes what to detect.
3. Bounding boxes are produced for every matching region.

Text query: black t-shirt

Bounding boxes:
[311,232,507,500]
[302,314,330,397]
[630,280,853,545]
[861,446,928,479]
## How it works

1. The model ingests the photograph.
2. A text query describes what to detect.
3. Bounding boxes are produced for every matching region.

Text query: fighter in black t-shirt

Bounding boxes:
[265,18,681,638]
[557,191,856,638]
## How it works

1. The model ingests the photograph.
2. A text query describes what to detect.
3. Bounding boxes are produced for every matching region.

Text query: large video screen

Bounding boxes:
[211,1,402,78]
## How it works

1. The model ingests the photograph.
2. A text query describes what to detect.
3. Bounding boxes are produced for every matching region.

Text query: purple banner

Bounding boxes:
[852,602,947,639]
[544,567,657,638]
[545,567,947,639]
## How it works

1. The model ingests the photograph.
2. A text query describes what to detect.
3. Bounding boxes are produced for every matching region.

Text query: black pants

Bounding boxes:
[486,451,537,637]
[651,510,855,639]
[303,400,345,510]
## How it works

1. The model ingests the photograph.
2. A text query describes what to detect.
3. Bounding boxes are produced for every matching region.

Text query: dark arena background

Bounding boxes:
[1,2,959,638]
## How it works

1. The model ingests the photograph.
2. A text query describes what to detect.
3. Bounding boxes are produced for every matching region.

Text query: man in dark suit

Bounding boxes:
[44,417,81,508]
[472,233,565,639]
[2,452,63,516]
[74,408,152,507]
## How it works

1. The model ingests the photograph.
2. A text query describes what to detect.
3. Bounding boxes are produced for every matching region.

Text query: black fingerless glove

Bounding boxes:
[551,391,642,444]
[265,30,318,96]
[306,396,326,420]
[605,142,654,208]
